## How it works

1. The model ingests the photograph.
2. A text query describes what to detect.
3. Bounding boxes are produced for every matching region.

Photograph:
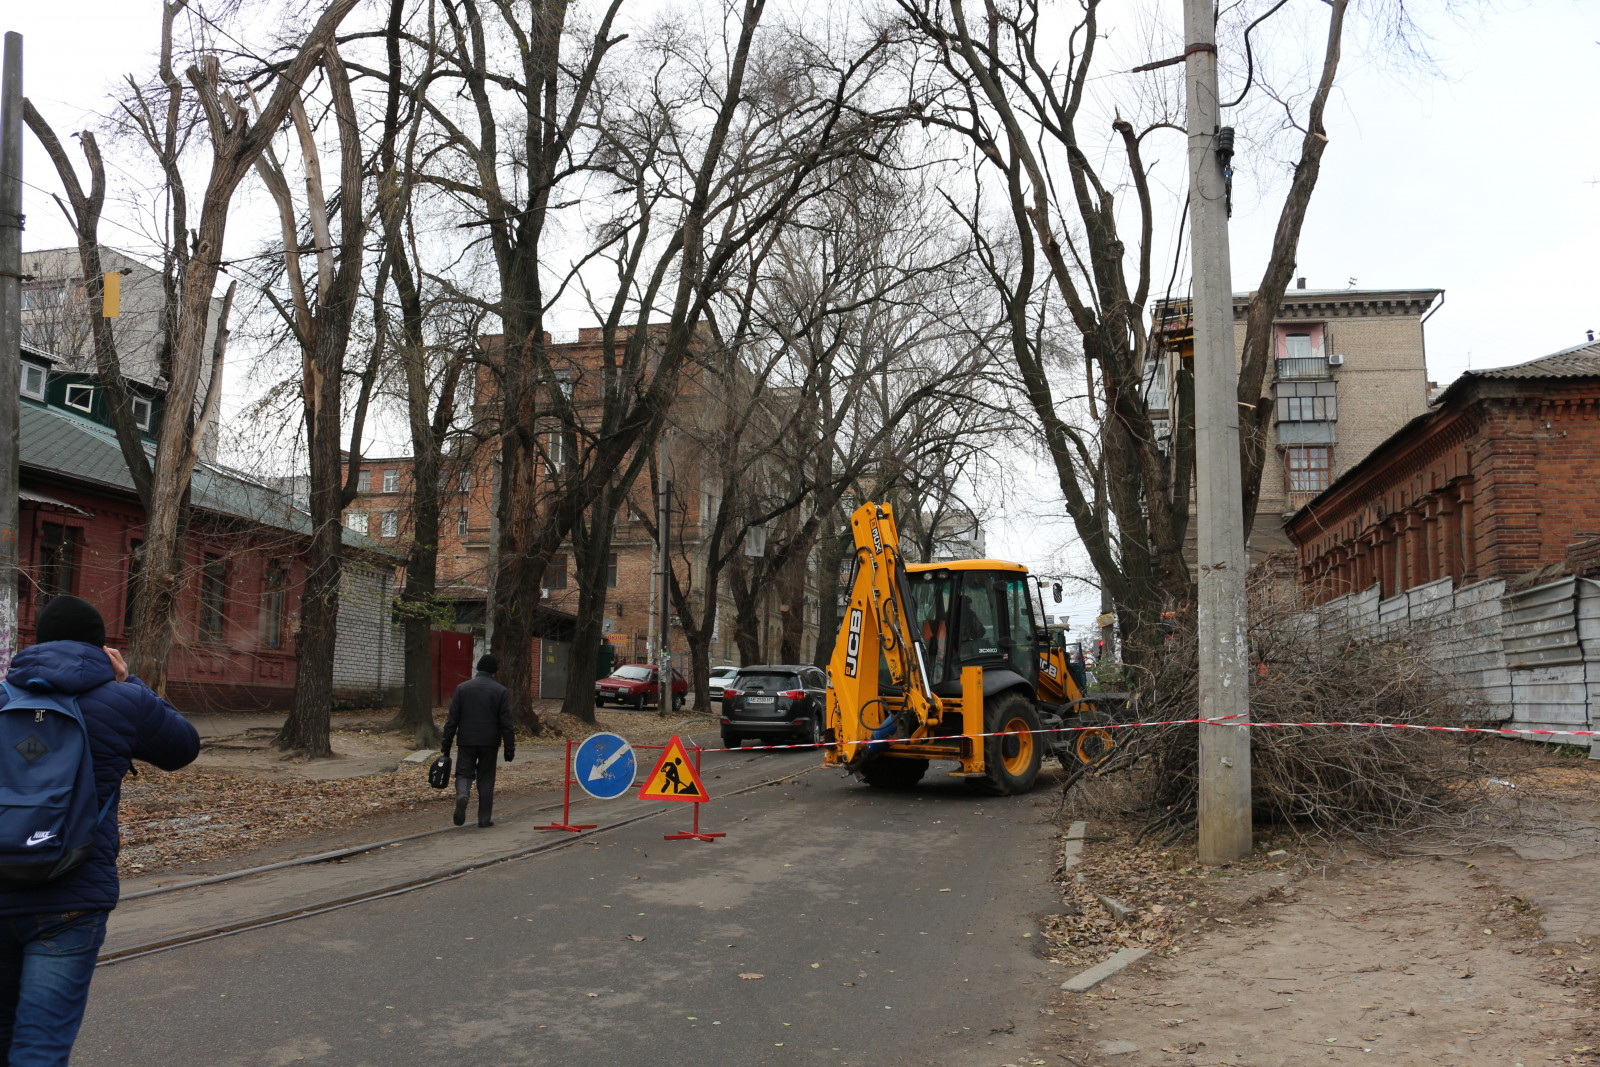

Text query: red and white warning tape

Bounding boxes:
[715,715,1600,754]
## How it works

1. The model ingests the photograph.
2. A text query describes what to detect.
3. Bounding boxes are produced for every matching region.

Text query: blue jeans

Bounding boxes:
[0,910,109,1067]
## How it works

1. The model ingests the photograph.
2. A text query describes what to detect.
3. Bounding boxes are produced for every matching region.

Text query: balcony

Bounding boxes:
[1276,355,1331,380]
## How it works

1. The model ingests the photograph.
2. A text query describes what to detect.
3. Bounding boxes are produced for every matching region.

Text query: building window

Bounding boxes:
[1285,447,1332,493]
[21,284,64,310]
[357,469,370,493]
[1277,394,1338,422]
[543,554,567,590]
[199,555,227,643]
[20,362,46,400]
[38,523,79,605]
[1284,333,1313,360]
[344,511,368,535]
[606,553,618,589]
[64,384,94,414]
[457,508,469,538]
[131,396,153,430]
[381,511,399,538]
[459,471,471,492]
[262,560,287,649]
[383,469,399,493]
[124,540,143,637]
[545,430,565,473]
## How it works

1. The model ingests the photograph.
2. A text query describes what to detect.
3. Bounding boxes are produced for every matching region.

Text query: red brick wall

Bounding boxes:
[18,480,305,712]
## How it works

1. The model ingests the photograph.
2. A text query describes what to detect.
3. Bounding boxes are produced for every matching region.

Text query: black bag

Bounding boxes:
[427,753,452,789]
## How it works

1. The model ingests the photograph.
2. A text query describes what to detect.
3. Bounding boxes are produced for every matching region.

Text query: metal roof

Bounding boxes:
[20,401,400,558]
[906,559,1029,575]
[19,487,89,515]
[1457,340,1600,381]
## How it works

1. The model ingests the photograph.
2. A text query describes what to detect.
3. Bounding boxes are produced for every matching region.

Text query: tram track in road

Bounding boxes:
[98,753,823,968]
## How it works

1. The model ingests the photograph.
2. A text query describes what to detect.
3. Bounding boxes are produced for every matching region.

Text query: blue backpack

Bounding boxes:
[0,680,113,885]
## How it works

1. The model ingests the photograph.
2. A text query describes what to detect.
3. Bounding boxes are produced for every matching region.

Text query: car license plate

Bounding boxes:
[746,696,775,704]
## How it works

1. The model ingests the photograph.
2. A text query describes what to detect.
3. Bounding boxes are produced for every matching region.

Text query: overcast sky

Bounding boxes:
[7,0,1597,632]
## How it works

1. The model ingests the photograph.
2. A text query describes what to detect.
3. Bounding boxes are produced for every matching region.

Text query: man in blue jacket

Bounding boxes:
[0,595,199,1066]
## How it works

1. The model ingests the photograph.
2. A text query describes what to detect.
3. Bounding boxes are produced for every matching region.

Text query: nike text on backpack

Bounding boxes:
[0,681,115,884]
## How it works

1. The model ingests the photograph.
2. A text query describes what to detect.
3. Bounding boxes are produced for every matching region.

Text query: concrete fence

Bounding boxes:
[1300,574,1600,755]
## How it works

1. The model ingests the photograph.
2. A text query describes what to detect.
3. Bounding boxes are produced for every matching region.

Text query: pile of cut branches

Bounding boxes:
[1062,579,1535,852]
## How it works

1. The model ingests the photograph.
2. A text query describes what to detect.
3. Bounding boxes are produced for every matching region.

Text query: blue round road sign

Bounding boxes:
[573,732,636,800]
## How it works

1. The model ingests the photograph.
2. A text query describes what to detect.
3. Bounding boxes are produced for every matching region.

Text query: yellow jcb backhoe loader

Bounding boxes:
[824,501,1113,793]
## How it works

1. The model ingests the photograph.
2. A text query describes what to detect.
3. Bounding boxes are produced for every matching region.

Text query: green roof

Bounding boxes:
[20,401,401,559]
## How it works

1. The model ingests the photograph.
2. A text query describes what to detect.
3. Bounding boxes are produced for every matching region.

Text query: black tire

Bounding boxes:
[721,731,742,749]
[861,757,928,789]
[633,694,646,710]
[797,714,823,748]
[595,697,608,708]
[673,693,685,712]
[977,691,1043,795]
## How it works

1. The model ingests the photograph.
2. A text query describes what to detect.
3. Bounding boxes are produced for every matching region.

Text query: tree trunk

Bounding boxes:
[561,497,620,725]
[393,446,443,747]
[811,530,850,668]
[491,402,549,734]
[277,380,344,757]
[730,570,763,665]
[776,543,811,664]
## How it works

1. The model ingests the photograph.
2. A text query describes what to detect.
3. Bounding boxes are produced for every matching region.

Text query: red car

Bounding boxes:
[594,664,688,710]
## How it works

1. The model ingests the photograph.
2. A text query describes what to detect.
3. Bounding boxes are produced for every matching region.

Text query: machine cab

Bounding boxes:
[905,561,1041,697]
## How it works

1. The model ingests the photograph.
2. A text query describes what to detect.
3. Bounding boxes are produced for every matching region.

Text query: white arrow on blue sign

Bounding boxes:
[573,732,636,800]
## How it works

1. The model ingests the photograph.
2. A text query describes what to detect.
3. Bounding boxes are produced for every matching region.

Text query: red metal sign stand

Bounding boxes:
[663,744,724,842]
[534,740,598,833]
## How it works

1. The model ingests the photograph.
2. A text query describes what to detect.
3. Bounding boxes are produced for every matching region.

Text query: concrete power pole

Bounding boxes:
[1182,4,1253,863]
[0,33,22,673]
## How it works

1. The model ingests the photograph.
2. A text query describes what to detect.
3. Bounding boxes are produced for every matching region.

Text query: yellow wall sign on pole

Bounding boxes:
[102,271,121,318]
[638,735,710,802]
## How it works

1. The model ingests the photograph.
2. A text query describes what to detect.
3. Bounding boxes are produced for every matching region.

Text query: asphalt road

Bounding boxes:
[75,746,1065,1066]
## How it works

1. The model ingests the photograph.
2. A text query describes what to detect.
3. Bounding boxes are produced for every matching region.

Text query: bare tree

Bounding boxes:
[900,0,1350,664]
[23,0,360,693]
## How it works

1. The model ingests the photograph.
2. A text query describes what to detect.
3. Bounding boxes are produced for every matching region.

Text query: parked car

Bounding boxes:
[707,665,740,705]
[720,665,828,748]
[595,664,688,710]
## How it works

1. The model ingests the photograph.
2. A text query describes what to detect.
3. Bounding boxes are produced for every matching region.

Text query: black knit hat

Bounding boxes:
[36,595,107,648]
[476,654,499,675]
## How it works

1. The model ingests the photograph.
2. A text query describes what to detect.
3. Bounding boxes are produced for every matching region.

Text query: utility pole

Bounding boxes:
[658,474,672,697]
[0,33,23,674]
[1183,2,1252,863]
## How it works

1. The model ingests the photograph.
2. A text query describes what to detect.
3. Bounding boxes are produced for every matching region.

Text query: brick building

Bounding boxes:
[341,326,814,693]
[15,343,407,711]
[1152,283,1443,556]
[1286,340,1600,603]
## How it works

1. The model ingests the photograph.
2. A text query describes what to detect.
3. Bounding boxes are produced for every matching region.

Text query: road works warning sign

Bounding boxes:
[638,736,710,802]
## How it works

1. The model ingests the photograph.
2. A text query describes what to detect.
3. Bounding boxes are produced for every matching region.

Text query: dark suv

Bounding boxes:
[720,665,828,748]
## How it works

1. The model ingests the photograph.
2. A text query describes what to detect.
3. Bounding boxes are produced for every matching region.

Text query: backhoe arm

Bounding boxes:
[825,502,942,767]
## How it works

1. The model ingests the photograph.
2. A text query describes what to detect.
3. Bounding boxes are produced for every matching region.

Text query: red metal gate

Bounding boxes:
[431,631,474,706]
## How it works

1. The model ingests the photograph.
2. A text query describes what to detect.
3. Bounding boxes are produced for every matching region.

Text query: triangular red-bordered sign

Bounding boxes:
[638,735,710,802]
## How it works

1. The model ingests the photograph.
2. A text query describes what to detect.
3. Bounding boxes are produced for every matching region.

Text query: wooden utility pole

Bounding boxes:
[1183,2,1253,862]
[0,33,22,673]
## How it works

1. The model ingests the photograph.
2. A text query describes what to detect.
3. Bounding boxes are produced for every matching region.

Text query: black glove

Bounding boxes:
[440,742,451,759]
[503,746,515,764]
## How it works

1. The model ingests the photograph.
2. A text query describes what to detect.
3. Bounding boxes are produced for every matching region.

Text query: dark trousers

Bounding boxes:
[0,909,109,1067]
[455,744,498,824]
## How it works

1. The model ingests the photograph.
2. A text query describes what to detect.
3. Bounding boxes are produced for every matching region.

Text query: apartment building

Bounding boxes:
[341,326,817,692]
[20,247,226,459]
[1151,282,1443,556]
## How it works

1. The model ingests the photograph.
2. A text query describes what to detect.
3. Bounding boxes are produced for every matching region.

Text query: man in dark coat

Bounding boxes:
[441,654,515,827]
[0,595,199,1065]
